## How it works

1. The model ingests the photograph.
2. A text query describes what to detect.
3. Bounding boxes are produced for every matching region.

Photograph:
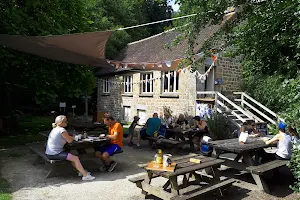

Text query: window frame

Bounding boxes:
[162,71,179,93]
[123,75,133,93]
[102,78,110,93]
[140,73,154,93]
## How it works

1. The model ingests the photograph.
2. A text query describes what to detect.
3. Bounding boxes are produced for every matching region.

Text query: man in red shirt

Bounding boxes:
[95,113,123,172]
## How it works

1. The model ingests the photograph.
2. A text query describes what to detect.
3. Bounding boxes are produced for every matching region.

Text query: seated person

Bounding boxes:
[46,115,95,181]
[264,122,292,160]
[192,116,208,150]
[127,116,140,147]
[288,126,299,144]
[139,112,161,139]
[176,114,189,127]
[239,120,265,143]
[95,113,123,172]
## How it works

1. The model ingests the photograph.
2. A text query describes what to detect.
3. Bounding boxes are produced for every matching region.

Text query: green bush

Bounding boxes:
[206,111,233,140]
[288,147,300,192]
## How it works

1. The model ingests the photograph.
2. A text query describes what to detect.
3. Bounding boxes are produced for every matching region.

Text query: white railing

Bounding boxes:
[233,92,281,125]
[196,91,253,126]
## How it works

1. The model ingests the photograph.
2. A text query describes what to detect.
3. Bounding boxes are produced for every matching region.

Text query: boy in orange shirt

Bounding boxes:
[95,113,123,172]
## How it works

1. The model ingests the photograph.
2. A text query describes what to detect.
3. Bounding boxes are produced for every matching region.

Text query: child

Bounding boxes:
[128,116,140,147]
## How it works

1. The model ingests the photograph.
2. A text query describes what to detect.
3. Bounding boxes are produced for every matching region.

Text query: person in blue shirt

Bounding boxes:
[141,113,161,135]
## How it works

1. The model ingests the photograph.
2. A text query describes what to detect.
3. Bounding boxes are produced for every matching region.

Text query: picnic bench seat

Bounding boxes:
[246,160,288,175]
[170,178,236,200]
[146,137,185,153]
[27,142,70,178]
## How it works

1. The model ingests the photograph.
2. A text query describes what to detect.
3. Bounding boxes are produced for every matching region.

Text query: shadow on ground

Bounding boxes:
[0,139,299,200]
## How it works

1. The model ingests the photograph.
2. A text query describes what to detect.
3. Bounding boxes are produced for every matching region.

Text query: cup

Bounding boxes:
[74,135,79,141]
[163,154,172,167]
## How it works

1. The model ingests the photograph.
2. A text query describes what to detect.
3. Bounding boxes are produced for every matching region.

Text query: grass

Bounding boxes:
[0,115,52,148]
[0,177,12,200]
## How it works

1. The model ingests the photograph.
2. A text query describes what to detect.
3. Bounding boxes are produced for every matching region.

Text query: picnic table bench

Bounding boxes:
[209,137,283,193]
[129,153,235,200]
[28,132,111,178]
[27,142,69,178]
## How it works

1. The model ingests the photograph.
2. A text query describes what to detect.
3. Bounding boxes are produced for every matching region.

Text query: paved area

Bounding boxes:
[0,140,299,200]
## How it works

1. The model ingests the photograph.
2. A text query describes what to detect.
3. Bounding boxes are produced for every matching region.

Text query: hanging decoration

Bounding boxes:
[103,54,218,84]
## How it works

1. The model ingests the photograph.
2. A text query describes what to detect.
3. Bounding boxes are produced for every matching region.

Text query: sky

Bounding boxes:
[169,0,180,12]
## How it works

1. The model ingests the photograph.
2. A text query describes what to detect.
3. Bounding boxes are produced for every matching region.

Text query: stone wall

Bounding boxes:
[214,57,243,99]
[97,70,197,122]
[97,57,243,121]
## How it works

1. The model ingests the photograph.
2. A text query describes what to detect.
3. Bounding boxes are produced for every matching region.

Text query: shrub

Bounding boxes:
[288,146,300,192]
[206,111,234,140]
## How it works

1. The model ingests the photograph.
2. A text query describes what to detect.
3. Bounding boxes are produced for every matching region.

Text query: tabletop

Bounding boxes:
[146,153,224,178]
[208,137,275,154]
[39,131,110,146]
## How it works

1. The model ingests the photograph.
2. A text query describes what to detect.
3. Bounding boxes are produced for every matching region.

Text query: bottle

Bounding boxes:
[83,131,88,139]
[155,149,163,164]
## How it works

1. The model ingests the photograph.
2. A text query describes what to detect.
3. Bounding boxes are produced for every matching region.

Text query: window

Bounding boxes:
[141,73,153,93]
[123,106,131,122]
[162,71,179,93]
[123,76,133,93]
[102,79,110,93]
[137,109,146,124]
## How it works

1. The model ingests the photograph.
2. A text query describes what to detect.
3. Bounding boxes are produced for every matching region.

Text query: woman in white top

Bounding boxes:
[46,115,95,181]
[264,122,292,160]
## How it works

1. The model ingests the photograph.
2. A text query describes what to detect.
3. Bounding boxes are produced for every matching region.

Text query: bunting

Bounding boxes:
[103,54,218,84]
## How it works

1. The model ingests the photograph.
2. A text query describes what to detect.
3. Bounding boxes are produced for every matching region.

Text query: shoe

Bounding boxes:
[157,135,165,139]
[128,142,135,147]
[133,145,141,149]
[82,174,95,181]
[78,171,90,177]
[108,161,117,172]
[98,165,109,172]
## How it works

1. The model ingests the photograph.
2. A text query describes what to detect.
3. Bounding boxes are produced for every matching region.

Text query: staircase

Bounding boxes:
[196,91,281,128]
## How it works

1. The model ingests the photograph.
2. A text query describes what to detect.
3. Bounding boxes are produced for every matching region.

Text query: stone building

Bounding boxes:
[96,26,243,123]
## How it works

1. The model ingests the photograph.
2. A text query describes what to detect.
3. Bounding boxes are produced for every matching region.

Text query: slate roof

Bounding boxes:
[113,24,220,63]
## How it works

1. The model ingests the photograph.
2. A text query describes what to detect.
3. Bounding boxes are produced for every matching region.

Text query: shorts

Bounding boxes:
[98,144,122,156]
[128,127,134,135]
[46,151,69,160]
[140,129,149,139]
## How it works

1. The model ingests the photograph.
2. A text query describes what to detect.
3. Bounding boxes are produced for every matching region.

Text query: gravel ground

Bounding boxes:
[0,140,299,200]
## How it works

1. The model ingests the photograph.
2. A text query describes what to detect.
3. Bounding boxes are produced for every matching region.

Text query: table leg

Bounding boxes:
[188,133,195,152]
[169,176,180,195]
[142,171,153,195]
[243,153,270,193]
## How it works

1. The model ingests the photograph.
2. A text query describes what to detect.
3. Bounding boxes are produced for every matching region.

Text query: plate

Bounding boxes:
[88,136,99,140]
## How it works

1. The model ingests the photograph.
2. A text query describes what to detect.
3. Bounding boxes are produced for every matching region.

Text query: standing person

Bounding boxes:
[264,122,292,160]
[45,115,95,181]
[95,113,123,172]
[128,116,140,147]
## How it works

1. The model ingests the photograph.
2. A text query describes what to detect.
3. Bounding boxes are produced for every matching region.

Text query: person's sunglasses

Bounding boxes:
[251,124,255,127]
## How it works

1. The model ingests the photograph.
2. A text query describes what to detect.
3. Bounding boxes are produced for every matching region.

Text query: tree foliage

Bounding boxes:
[176,0,300,191]
[0,0,173,114]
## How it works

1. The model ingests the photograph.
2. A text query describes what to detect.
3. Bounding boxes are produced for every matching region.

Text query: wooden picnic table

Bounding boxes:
[167,128,207,151]
[39,131,110,154]
[208,137,278,193]
[132,154,235,200]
